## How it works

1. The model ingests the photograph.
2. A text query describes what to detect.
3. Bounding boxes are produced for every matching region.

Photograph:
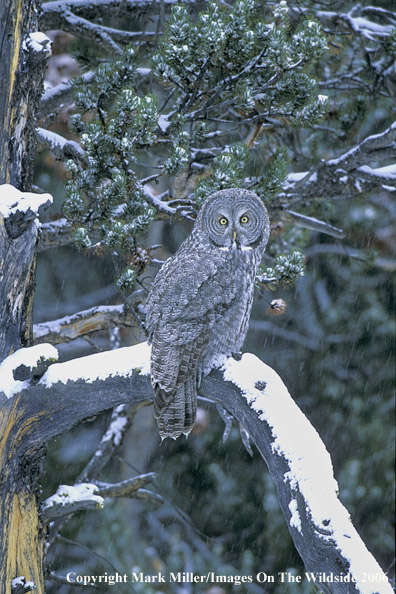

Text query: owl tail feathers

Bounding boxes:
[154,377,197,440]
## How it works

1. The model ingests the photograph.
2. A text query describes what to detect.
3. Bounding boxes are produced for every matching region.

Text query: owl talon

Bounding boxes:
[231,351,243,361]
[216,404,233,442]
[239,424,253,457]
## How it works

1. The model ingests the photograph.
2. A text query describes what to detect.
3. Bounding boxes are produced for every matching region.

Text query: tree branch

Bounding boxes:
[94,476,163,505]
[42,475,162,524]
[42,484,104,524]
[77,401,148,482]
[41,0,181,24]
[39,72,95,118]
[0,342,392,594]
[40,0,166,54]
[36,127,86,162]
[281,121,396,202]
[290,7,396,40]
[33,304,138,345]
[325,121,396,171]
[41,5,123,54]
[284,210,346,239]
[37,218,75,252]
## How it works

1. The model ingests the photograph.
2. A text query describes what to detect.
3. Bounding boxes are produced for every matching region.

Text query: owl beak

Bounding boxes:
[233,231,237,241]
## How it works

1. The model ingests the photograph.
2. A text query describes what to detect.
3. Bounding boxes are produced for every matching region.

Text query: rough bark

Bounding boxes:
[0,396,45,594]
[0,208,45,593]
[0,2,51,590]
[0,217,37,359]
[0,0,49,189]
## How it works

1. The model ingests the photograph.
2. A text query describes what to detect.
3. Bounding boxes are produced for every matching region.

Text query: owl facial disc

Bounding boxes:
[198,188,269,250]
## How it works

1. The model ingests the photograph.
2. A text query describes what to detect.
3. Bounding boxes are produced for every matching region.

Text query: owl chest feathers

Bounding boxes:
[146,237,259,373]
[201,244,258,371]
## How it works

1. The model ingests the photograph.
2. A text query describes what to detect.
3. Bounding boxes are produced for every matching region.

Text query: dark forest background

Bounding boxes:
[26,0,396,591]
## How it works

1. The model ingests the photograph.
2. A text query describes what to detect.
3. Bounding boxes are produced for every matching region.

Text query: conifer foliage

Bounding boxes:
[63,0,329,289]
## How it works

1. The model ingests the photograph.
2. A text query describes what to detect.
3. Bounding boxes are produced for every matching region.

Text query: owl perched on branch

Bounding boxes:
[145,188,270,440]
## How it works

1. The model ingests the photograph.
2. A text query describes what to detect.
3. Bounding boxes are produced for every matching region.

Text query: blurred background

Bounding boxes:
[34,0,395,592]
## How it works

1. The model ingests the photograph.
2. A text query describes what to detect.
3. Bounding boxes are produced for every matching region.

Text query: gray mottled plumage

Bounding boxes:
[145,188,270,440]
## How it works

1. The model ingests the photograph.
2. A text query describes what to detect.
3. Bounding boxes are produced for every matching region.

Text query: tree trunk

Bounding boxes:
[0,215,44,593]
[0,0,49,189]
[0,396,45,594]
[0,0,50,591]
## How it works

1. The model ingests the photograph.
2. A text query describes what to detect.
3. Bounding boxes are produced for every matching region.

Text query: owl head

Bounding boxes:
[197,188,270,250]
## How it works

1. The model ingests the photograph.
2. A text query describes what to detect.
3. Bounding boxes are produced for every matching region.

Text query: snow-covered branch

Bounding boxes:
[42,475,161,524]
[40,71,94,117]
[0,342,392,593]
[41,4,122,54]
[142,186,196,220]
[0,184,52,225]
[41,0,179,22]
[37,217,74,252]
[205,356,394,594]
[40,0,164,54]
[11,577,36,594]
[282,121,396,203]
[36,127,86,162]
[0,185,53,359]
[42,484,104,524]
[33,304,139,345]
[290,6,396,41]
[326,121,396,171]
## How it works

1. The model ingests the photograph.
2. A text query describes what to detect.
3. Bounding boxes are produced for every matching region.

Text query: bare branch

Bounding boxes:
[95,478,163,504]
[77,401,148,482]
[95,472,157,496]
[285,210,346,239]
[130,488,163,504]
[304,244,396,272]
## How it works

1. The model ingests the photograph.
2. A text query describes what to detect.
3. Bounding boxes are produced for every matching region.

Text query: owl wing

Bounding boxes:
[146,239,238,396]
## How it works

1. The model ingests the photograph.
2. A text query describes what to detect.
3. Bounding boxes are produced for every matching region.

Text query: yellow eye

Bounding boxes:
[219,217,228,226]
[240,215,249,224]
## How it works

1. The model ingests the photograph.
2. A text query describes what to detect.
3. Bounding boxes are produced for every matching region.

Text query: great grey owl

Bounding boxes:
[145,188,270,440]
